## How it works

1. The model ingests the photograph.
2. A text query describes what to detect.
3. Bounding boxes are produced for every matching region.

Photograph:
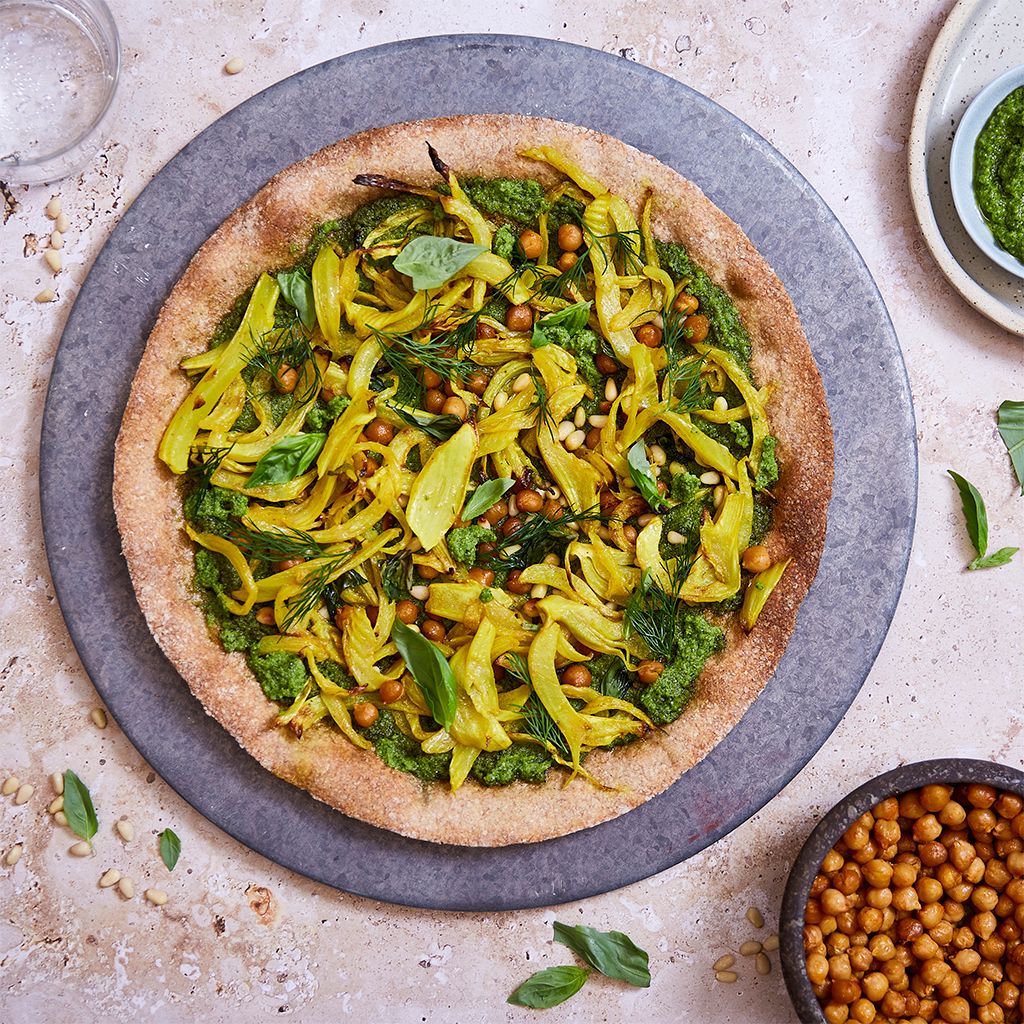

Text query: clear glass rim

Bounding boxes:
[0,0,122,169]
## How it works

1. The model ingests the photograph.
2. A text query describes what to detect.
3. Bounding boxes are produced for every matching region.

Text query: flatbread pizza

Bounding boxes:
[113,115,832,846]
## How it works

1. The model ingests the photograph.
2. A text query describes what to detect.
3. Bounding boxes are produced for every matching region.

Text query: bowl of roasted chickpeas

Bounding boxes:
[780,759,1024,1024]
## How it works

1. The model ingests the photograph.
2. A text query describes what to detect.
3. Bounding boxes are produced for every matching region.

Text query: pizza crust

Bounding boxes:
[113,115,833,846]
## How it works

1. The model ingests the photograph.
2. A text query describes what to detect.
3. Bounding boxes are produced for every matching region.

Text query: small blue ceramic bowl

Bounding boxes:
[950,64,1024,279]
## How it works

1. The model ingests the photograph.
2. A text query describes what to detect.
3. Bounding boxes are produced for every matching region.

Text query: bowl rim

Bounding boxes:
[779,757,1024,1024]
[949,62,1024,280]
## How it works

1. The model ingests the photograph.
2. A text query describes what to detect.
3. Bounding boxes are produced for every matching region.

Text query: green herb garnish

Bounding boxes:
[158,828,181,871]
[627,442,667,511]
[245,317,321,403]
[997,400,1024,494]
[62,770,97,847]
[507,966,589,1009]
[947,470,1018,571]
[275,268,315,330]
[552,921,651,987]
[233,523,323,562]
[531,300,592,348]
[392,235,487,291]
[489,503,607,570]
[391,619,457,730]
[247,433,326,488]
[623,569,683,662]
[462,477,516,521]
[389,405,464,442]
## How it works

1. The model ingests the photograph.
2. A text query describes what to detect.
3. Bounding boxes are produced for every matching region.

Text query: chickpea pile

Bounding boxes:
[804,783,1024,1024]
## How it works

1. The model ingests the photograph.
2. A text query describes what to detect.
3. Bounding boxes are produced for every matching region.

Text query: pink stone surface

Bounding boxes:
[0,2,1021,1021]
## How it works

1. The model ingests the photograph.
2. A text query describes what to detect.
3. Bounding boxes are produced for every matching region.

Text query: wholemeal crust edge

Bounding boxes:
[112,115,833,846]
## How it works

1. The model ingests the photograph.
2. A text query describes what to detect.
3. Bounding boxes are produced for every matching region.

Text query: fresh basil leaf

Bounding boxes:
[62,769,97,845]
[276,269,315,330]
[969,546,1019,570]
[947,470,989,559]
[553,921,651,988]
[531,300,591,348]
[997,400,1024,494]
[390,405,464,442]
[507,966,589,1008]
[392,235,487,292]
[462,477,515,521]
[391,619,457,730]
[158,828,181,871]
[627,442,667,511]
[247,433,326,488]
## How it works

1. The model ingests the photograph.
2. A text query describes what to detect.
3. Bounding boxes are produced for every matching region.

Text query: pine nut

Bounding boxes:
[746,906,765,929]
[713,396,729,412]
[588,414,608,428]
[573,406,586,428]
[117,876,135,899]
[699,471,721,485]
[48,796,64,814]
[35,289,56,303]
[529,584,548,599]
[2,776,19,796]
[224,57,245,75]
[669,460,684,475]
[713,484,726,507]
[512,372,532,393]
[557,420,574,441]
[492,391,508,410]
[666,530,686,545]
[45,196,62,219]
[597,526,613,542]
[55,211,70,233]
[406,623,421,633]
[50,772,64,795]
[713,954,736,971]
[90,708,108,729]
[44,250,62,273]
[50,229,64,249]
[755,952,771,976]
[650,444,667,466]
[637,513,655,527]
[99,868,121,888]
[54,811,68,827]
[715,970,738,983]
[69,841,92,856]
[565,429,586,451]
[542,553,560,565]
[604,378,618,401]
[116,819,135,842]
[739,940,762,956]
[762,934,779,952]
[410,585,429,601]
[14,783,34,805]
[145,888,168,906]
[5,844,23,866]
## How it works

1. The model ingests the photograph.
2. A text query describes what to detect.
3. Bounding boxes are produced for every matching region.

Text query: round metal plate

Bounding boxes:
[40,35,917,911]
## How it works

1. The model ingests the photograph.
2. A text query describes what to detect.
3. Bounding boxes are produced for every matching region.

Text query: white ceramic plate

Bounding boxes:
[908,0,1024,336]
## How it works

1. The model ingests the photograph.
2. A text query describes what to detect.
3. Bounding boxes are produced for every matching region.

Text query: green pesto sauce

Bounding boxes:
[974,86,1024,262]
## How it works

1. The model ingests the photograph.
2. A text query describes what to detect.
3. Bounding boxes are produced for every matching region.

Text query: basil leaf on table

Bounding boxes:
[390,619,457,730]
[62,769,98,845]
[553,921,651,987]
[997,400,1024,494]
[627,442,667,511]
[462,477,515,521]
[969,547,1019,571]
[247,433,326,488]
[531,300,592,348]
[158,828,181,871]
[507,965,589,1008]
[392,236,487,291]
[276,269,316,330]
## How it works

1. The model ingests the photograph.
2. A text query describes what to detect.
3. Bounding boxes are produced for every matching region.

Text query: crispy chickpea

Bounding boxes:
[518,229,543,259]
[968,784,999,809]
[920,841,949,867]
[995,794,1024,819]
[940,801,968,828]
[557,223,583,252]
[804,924,825,949]
[974,910,999,940]
[845,824,871,851]
[421,367,443,390]
[918,876,944,904]
[352,702,378,728]
[874,796,900,820]
[919,902,945,929]
[554,250,577,273]
[937,995,970,1023]
[861,972,889,1002]
[673,292,699,315]
[937,971,962,999]
[424,388,446,413]
[875,818,902,848]
[468,568,495,586]
[622,524,638,545]
[505,304,534,332]
[465,370,489,397]
[505,569,531,595]
[516,488,544,513]
[881,990,906,1017]
[893,887,923,912]
[974,885,1001,912]
[915,814,944,842]
[849,946,873,972]
[475,320,497,341]
[742,544,772,573]
[970,808,999,835]
[379,679,405,705]
[521,598,540,619]
[561,664,591,688]
[831,979,861,1005]
[635,323,662,348]
[893,861,920,888]
[848,998,875,1023]
[868,934,897,961]
[636,660,665,685]
[896,917,925,942]
[276,366,298,393]
[808,952,830,985]
[595,353,619,375]
[921,785,954,813]
[866,886,893,909]
[829,932,851,955]
[919,958,949,986]
[416,565,440,581]
[836,864,863,895]
[858,907,884,932]
[823,1005,849,1024]
[364,417,395,445]
[420,619,446,642]
[441,395,468,421]
[541,497,562,520]
[274,558,305,573]
[682,313,709,344]
[481,498,508,527]
[255,606,276,626]
[929,920,954,946]
[501,516,523,538]
[986,859,1012,888]
[395,599,419,624]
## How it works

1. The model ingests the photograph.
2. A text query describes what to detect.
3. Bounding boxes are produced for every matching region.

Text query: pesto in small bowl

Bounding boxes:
[974,84,1024,264]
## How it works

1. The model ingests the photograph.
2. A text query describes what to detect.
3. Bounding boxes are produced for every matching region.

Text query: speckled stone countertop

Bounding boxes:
[1,3,1021,1022]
